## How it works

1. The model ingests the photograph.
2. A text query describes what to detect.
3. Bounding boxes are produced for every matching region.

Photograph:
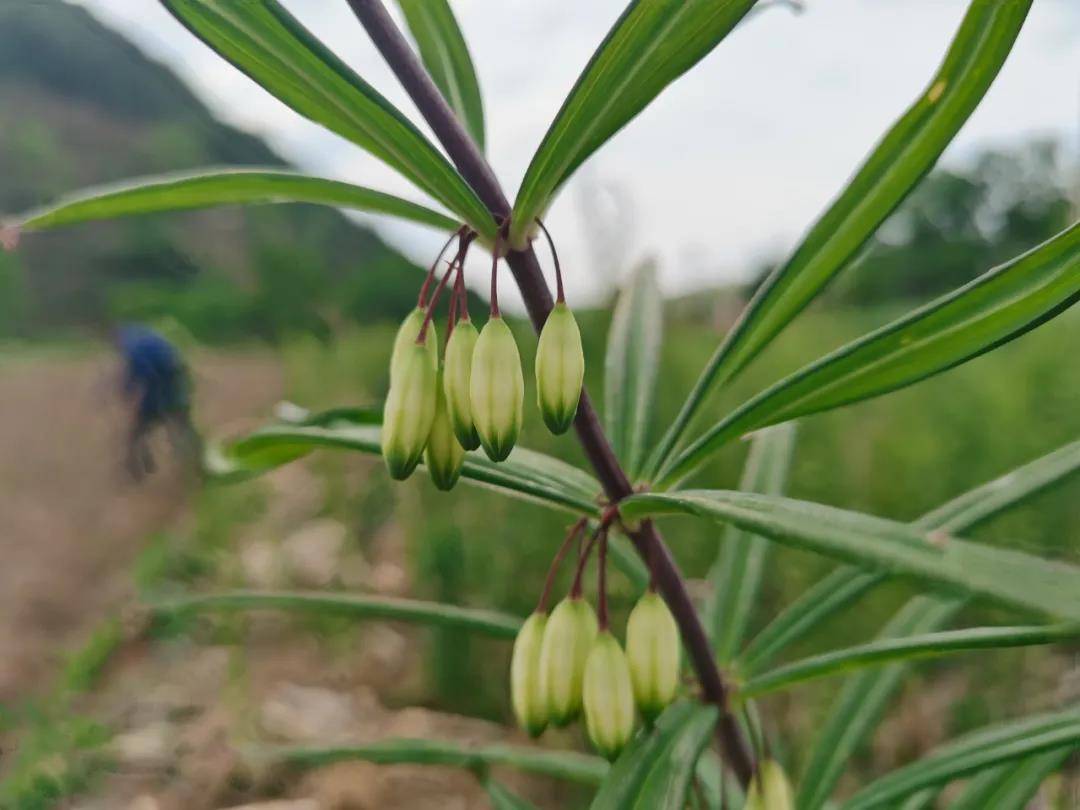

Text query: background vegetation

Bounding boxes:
[1,1,1076,806]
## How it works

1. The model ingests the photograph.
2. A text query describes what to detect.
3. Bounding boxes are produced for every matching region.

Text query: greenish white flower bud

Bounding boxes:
[424,369,465,491]
[745,760,794,810]
[391,307,437,383]
[469,316,524,461]
[625,591,680,722]
[535,302,584,434]
[582,631,636,759]
[442,319,481,450]
[510,612,548,737]
[381,341,437,480]
[538,596,598,726]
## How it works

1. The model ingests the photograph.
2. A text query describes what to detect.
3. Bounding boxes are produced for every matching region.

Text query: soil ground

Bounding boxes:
[0,351,283,704]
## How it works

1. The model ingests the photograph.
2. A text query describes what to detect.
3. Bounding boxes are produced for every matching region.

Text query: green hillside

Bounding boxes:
[0,0,427,341]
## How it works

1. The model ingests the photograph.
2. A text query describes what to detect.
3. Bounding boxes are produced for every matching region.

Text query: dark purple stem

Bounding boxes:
[570,525,601,599]
[418,234,473,344]
[419,228,461,308]
[454,263,470,322]
[535,218,565,304]
[596,530,609,631]
[489,230,502,318]
[347,0,755,786]
[537,518,587,613]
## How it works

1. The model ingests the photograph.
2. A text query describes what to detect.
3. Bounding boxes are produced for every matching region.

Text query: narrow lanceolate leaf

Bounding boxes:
[395,0,485,149]
[483,778,540,810]
[949,749,1071,810]
[590,702,716,810]
[742,435,1080,672]
[741,621,1080,697]
[620,489,1080,620]
[604,260,664,476]
[9,169,458,233]
[793,437,1080,810]
[705,423,796,660]
[509,0,757,247]
[148,590,522,639]
[160,0,492,232]
[660,222,1080,485]
[796,598,963,810]
[917,437,1080,533]
[205,419,602,515]
[740,568,881,673]
[841,708,1080,809]
[646,0,1033,478]
[262,738,608,785]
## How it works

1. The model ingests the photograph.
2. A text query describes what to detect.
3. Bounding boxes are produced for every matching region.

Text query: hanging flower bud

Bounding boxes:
[625,590,680,722]
[391,307,437,382]
[442,319,481,450]
[535,302,584,434]
[582,631,636,759]
[510,612,548,737]
[381,342,437,480]
[538,596,598,726]
[469,316,524,461]
[745,760,794,810]
[424,369,465,490]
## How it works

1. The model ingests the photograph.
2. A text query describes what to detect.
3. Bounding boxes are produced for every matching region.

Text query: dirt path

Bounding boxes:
[0,351,282,704]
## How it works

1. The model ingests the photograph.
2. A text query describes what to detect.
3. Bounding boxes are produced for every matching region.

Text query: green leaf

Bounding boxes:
[659,222,1080,485]
[741,621,1080,698]
[148,590,522,639]
[261,738,608,785]
[206,407,653,588]
[646,0,1033,478]
[205,420,603,515]
[628,705,719,809]
[509,0,757,247]
[841,708,1080,809]
[741,568,881,674]
[590,702,717,810]
[160,0,492,232]
[918,437,1080,533]
[693,750,724,810]
[794,599,962,810]
[705,423,796,660]
[898,790,938,810]
[483,778,541,810]
[9,169,459,233]
[742,436,1080,672]
[604,260,664,476]
[395,0,485,150]
[620,489,1080,620]
[949,749,1070,810]
[792,438,1080,810]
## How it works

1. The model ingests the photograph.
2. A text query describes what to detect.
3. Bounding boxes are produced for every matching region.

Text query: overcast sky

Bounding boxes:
[74,0,1079,308]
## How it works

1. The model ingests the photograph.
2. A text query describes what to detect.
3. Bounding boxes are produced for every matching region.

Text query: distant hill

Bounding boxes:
[0,0,430,341]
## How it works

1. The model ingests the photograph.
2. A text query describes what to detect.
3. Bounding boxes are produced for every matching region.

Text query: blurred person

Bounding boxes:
[113,323,199,479]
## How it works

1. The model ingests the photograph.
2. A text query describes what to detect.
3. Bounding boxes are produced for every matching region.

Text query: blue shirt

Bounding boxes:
[116,325,189,421]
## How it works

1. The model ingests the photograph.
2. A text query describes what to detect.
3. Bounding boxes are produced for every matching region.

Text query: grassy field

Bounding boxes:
[1,302,1077,807]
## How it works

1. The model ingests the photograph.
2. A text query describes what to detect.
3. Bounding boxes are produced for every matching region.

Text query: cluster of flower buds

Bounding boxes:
[510,517,681,759]
[381,222,584,488]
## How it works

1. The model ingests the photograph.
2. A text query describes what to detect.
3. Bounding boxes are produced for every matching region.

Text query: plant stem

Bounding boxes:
[535,218,566,303]
[419,228,461,308]
[538,518,587,613]
[347,0,755,786]
[597,530,609,631]
[490,229,502,317]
